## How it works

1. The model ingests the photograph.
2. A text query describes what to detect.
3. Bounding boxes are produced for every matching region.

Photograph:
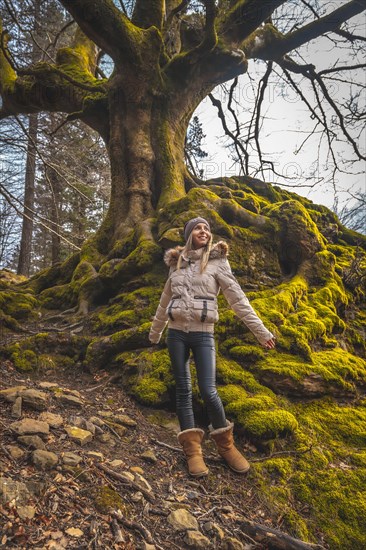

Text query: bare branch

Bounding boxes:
[209,92,248,174]
[318,63,366,76]
[277,1,365,57]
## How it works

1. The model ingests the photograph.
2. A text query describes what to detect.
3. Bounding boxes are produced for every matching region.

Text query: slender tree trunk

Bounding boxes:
[48,166,62,266]
[17,112,39,276]
[17,0,41,276]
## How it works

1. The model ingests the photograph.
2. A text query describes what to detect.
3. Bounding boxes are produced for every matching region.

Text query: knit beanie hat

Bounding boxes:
[184,217,211,242]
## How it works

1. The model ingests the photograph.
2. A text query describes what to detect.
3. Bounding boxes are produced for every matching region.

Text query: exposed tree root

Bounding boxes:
[237,519,325,550]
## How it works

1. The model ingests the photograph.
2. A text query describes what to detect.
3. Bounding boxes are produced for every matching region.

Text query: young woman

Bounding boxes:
[149,217,275,477]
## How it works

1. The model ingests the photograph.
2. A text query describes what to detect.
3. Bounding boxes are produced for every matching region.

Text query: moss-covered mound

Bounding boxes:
[1,176,365,549]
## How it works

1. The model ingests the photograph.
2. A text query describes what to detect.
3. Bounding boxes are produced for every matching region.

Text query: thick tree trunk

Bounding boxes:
[17,113,39,276]
[92,87,200,255]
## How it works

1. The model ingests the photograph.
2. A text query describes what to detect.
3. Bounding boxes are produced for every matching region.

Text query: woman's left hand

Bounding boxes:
[264,338,276,349]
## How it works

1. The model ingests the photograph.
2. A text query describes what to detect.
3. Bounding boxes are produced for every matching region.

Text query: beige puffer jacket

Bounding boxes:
[149,241,274,345]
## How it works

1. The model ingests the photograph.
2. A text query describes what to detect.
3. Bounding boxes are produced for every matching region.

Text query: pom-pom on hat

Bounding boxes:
[184,217,211,241]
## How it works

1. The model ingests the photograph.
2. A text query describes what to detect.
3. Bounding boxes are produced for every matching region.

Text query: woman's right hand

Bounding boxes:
[264,338,276,349]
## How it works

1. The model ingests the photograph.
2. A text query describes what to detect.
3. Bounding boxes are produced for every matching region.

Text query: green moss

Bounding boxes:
[39,283,76,310]
[0,290,38,320]
[127,349,174,406]
[94,485,127,514]
[244,409,298,440]
[10,346,38,371]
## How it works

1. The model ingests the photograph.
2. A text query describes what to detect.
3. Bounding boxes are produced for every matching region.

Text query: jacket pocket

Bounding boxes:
[192,297,218,323]
[167,296,181,321]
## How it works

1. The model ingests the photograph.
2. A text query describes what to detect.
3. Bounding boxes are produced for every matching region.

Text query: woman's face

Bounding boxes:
[191,222,211,249]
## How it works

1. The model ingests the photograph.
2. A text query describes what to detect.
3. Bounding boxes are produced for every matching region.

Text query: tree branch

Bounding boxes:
[58,0,147,61]
[132,0,165,30]
[254,0,366,59]
[219,0,286,46]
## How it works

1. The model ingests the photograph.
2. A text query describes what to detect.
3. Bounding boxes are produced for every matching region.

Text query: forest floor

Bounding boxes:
[0,358,324,550]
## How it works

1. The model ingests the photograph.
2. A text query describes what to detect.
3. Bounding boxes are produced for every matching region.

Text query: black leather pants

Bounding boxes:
[166,328,227,431]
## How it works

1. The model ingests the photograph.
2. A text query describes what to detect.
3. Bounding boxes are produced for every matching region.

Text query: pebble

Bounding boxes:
[167,508,199,531]
[11,397,22,418]
[38,412,64,428]
[10,418,49,436]
[5,445,25,459]
[55,393,83,407]
[65,527,84,537]
[65,426,93,446]
[17,505,36,520]
[32,450,59,470]
[18,435,47,450]
[184,530,211,548]
[140,449,158,463]
[62,452,82,466]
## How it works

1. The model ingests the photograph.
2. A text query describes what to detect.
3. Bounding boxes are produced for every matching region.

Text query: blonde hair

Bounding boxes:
[177,231,213,273]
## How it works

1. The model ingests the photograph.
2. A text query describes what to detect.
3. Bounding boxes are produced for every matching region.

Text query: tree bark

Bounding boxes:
[17,112,39,276]
[17,0,41,276]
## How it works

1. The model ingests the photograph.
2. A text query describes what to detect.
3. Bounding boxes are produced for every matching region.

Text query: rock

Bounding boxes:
[0,386,27,402]
[167,509,199,531]
[32,450,58,470]
[38,382,59,389]
[0,477,31,505]
[11,396,22,418]
[55,393,83,407]
[19,389,48,410]
[142,544,156,550]
[131,491,144,502]
[18,435,47,450]
[130,466,144,474]
[203,521,225,540]
[62,452,82,466]
[65,426,93,446]
[64,389,82,398]
[97,432,116,445]
[10,418,49,436]
[140,449,158,463]
[184,530,211,548]
[48,541,67,550]
[17,505,36,520]
[89,416,105,427]
[5,445,25,459]
[38,412,63,428]
[65,527,84,537]
[222,537,245,550]
[86,451,104,460]
[109,459,124,468]
[25,481,46,497]
[103,419,127,436]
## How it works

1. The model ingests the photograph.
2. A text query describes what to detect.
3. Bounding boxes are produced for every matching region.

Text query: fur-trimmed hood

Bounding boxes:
[164,241,228,267]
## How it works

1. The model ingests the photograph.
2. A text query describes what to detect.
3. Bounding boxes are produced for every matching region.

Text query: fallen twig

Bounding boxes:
[113,510,153,543]
[84,374,122,393]
[110,517,125,543]
[151,437,181,452]
[95,463,155,503]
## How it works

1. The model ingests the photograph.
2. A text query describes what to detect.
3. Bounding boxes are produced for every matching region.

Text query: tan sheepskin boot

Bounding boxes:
[177,428,209,477]
[210,421,250,474]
